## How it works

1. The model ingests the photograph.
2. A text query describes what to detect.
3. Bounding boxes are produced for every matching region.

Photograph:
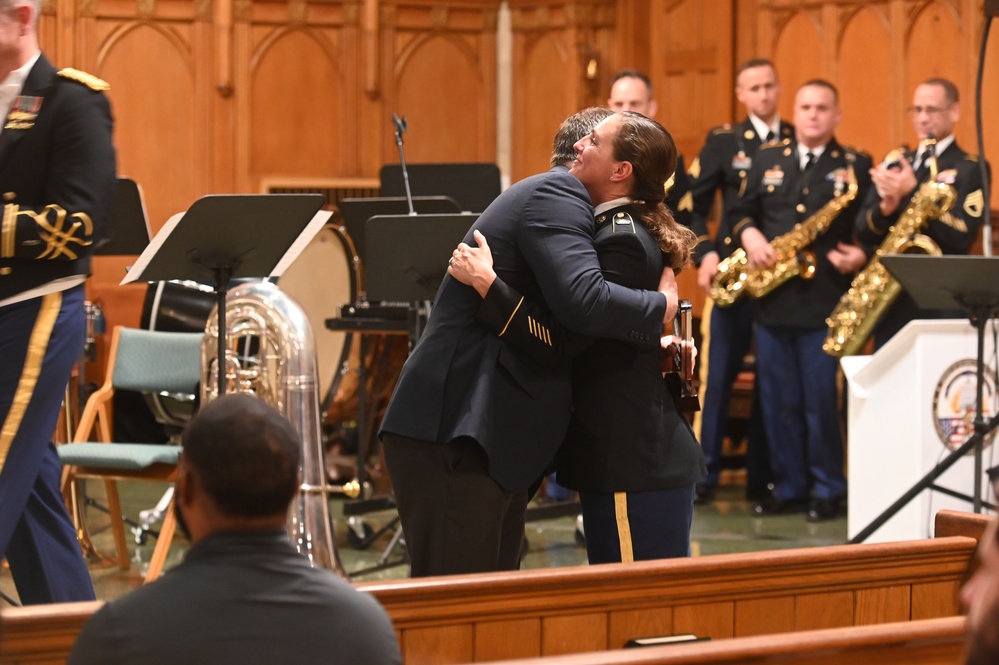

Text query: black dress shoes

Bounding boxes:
[694,484,716,505]
[806,497,844,523]
[753,495,808,516]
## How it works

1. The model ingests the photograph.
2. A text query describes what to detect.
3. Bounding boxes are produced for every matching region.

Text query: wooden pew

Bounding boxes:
[0,535,978,664]
[356,536,976,663]
[457,616,968,665]
[935,508,991,540]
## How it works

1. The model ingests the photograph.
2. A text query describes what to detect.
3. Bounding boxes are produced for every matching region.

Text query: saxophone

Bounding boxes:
[201,280,350,576]
[710,156,859,306]
[823,139,954,357]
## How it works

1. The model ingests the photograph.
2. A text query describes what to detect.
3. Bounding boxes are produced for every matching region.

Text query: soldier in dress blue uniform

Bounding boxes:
[686,58,792,505]
[856,77,987,348]
[730,80,872,523]
[0,0,115,603]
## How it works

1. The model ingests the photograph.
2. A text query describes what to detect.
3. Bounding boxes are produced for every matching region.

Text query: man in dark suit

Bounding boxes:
[855,77,986,348]
[70,395,401,665]
[379,111,673,577]
[686,58,792,505]
[731,80,872,523]
[0,0,115,604]
[607,69,694,230]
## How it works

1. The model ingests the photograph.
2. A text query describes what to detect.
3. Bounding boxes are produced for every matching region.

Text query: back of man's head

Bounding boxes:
[181,394,300,519]
[551,106,615,167]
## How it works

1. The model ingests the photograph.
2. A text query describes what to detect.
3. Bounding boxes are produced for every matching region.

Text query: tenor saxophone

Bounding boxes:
[823,140,954,357]
[710,157,859,306]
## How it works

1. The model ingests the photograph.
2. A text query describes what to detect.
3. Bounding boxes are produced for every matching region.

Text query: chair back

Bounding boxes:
[111,328,203,395]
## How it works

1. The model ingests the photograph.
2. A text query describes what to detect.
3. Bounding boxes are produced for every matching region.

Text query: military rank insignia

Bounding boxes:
[4,95,41,130]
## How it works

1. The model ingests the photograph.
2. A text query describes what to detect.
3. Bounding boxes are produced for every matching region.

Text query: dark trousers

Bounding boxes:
[754,324,846,502]
[382,433,528,577]
[698,299,771,491]
[579,485,694,564]
[0,286,95,604]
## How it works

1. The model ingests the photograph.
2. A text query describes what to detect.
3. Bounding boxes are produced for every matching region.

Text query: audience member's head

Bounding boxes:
[961,475,999,665]
[607,69,657,117]
[176,394,301,541]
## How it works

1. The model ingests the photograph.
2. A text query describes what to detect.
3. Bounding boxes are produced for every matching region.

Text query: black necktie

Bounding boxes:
[802,152,815,172]
[764,130,776,143]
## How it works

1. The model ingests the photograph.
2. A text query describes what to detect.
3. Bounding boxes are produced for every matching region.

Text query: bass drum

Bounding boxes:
[139,225,361,428]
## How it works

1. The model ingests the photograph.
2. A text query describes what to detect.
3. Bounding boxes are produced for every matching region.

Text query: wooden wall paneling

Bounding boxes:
[854,585,912,625]
[474,618,543,661]
[672,601,735,640]
[770,9,824,120]
[734,596,795,636]
[381,1,499,167]
[837,6,893,160]
[794,590,855,631]
[607,607,673,650]
[610,0,652,71]
[243,2,348,192]
[401,623,475,665]
[540,612,607,655]
[508,1,616,181]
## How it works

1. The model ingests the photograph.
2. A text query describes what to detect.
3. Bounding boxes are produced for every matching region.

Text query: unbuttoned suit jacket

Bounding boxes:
[0,54,116,300]
[379,168,666,494]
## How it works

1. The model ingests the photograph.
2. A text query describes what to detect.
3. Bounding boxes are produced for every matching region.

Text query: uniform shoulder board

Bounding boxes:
[711,124,734,135]
[58,68,110,92]
[965,153,981,162]
[842,144,871,159]
[759,138,789,151]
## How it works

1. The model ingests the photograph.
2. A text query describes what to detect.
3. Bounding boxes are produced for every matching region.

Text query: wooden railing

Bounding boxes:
[0,523,983,664]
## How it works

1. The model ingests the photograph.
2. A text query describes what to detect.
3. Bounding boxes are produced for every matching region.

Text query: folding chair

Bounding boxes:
[59,326,202,582]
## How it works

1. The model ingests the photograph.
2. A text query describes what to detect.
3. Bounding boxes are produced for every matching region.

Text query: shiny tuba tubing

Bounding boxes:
[201,280,350,576]
[823,138,953,357]
[710,156,859,306]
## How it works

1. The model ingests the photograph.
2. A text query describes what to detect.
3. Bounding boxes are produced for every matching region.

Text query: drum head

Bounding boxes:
[278,225,357,403]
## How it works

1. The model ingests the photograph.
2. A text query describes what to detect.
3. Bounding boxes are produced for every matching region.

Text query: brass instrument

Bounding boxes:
[201,280,349,576]
[710,157,859,306]
[823,139,953,357]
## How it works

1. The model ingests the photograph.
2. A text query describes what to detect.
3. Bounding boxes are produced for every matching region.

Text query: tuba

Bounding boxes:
[201,280,349,576]
[710,156,859,306]
[823,138,953,357]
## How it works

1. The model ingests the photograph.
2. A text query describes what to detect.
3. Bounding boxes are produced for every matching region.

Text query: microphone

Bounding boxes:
[392,113,408,136]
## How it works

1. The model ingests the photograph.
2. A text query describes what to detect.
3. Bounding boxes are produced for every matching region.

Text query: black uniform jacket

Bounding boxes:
[475,205,706,493]
[379,169,666,494]
[729,137,873,329]
[0,54,116,300]
[687,118,795,263]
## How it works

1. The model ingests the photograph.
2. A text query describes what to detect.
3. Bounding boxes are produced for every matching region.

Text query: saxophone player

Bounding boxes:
[856,78,987,349]
[730,80,872,522]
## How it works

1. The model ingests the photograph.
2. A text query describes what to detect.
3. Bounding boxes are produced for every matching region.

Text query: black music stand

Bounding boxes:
[850,255,999,543]
[96,178,151,256]
[338,196,459,273]
[364,213,478,304]
[122,194,328,397]
[379,163,502,213]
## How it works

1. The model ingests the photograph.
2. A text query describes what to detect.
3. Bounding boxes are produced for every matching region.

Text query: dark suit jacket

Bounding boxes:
[688,118,795,262]
[0,54,116,300]
[379,169,667,494]
[730,137,873,329]
[472,205,706,493]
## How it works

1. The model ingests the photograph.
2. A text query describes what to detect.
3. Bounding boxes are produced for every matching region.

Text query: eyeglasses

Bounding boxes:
[906,104,954,116]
